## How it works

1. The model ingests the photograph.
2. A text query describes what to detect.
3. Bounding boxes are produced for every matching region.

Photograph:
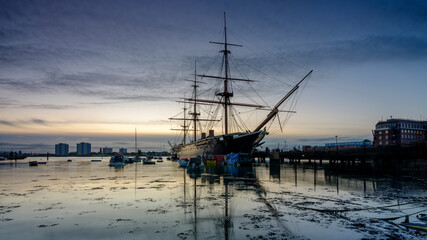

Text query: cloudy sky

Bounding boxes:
[1,0,426,153]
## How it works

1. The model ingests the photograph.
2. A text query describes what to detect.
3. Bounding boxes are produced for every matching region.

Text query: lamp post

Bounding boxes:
[335,136,338,162]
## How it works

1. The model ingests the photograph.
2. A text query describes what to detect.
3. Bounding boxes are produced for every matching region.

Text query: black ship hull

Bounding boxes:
[172,130,267,160]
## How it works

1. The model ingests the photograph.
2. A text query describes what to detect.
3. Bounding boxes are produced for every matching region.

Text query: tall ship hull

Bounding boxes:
[172,130,267,160]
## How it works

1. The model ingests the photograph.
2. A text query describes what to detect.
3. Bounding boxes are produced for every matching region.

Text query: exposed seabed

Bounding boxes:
[1,157,426,240]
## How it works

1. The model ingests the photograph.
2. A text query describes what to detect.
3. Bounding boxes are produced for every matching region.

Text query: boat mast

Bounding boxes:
[222,12,230,135]
[135,128,137,155]
[183,106,187,144]
[192,61,199,141]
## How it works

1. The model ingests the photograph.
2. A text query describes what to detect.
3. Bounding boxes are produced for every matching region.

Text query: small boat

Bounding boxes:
[123,156,134,164]
[29,161,38,166]
[91,159,102,162]
[417,214,427,223]
[178,159,188,168]
[187,157,203,171]
[67,159,72,162]
[224,153,251,166]
[0,156,6,160]
[166,157,171,160]
[143,158,156,165]
[400,222,427,232]
[187,157,204,171]
[109,156,125,167]
[157,157,163,162]
[38,161,47,164]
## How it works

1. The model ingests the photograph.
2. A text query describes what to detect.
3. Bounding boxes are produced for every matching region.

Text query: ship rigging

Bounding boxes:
[170,13,312,160]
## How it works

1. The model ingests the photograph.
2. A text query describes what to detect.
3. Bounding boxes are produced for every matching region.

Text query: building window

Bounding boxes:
[385,135,388,139]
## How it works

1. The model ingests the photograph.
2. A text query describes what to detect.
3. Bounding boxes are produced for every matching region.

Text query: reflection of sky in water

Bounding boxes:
[0,157,425,240]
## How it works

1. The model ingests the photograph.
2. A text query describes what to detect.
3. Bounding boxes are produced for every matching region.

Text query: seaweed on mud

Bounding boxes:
[89,178,106,181]
[128,227,141,233]
[146,208,169,214]
[150,184,166,190]
[141,198,156,202]
[177,230,196,239]
[34,202,63,211]
[37,223,58,228]
[116,218,133,222]
[150,179,176,183]
[9,193,27,197]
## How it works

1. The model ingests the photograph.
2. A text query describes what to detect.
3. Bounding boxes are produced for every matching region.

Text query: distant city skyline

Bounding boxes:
[1,0,426,153]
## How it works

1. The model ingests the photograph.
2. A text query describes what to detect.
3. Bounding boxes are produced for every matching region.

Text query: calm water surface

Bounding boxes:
[1,157,426,240]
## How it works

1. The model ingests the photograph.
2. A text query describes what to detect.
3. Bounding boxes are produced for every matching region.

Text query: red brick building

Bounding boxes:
[373,118,427,146]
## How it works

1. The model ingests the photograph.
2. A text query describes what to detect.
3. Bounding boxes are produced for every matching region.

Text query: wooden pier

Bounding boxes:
[253,145,427,177]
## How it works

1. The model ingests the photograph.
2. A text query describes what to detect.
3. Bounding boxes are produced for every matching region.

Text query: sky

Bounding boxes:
[1,0,426,153]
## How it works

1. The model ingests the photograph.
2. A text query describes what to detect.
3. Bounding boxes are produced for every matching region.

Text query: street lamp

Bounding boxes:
[335,136,338,160]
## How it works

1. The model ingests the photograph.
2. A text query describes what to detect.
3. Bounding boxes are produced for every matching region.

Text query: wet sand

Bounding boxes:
[0,157,426,239]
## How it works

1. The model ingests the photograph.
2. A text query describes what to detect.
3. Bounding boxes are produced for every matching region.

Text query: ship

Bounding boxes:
[169,13,312,162]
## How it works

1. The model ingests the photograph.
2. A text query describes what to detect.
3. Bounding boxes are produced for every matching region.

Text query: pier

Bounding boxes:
[254,145,427,177]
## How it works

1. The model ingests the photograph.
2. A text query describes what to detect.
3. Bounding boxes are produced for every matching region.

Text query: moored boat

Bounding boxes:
[418,214,427,223]
[400,222,427,232]
[187,157,203,172]
[224,152,251,166]
[29,161,38,166]
[109,156,125,168]
[169,13,312,164]
[143,158,156,165]
[178,159,189,168]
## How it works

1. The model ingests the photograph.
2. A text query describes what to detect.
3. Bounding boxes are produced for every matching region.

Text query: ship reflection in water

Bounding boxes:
[0,157,425,240]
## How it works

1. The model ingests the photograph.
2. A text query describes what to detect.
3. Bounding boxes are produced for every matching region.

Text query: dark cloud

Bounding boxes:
[0,118,170,128]
[0,142,52,152]
[31,118,49,125]
[303,35,427,64]
[0,120,15,126]
[0,97,76,110]
[20,104,76,110]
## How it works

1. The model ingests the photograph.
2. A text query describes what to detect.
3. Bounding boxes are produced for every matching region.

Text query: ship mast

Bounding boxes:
[169,105,189,144]
[184,12,311,136]
[170,64,219,142]
[222,12,230,135]
[190,61,199,141]
[193,12,263,135]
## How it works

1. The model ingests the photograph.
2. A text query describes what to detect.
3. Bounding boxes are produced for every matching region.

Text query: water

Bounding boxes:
[1,157,426,239]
